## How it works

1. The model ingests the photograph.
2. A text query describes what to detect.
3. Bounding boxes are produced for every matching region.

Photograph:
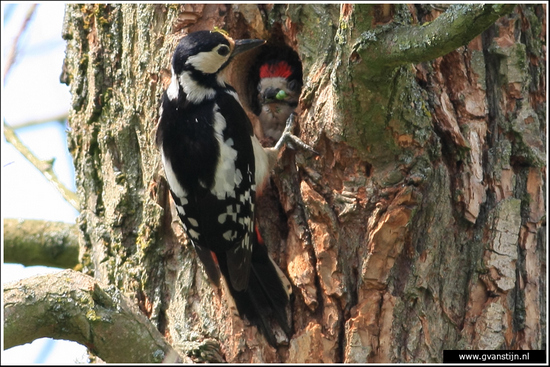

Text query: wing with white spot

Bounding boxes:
[159,86,259,292]
[195,166,255,291]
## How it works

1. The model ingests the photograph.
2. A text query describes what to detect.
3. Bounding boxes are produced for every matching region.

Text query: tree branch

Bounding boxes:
[3,121,80,211]
[353,4,517,71]
[3,4,37,80]
[10,112,69,130]
[3,269,188,363]
[3,219,79,268]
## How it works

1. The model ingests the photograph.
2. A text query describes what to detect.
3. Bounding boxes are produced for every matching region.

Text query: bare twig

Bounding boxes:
[3,121,80,210]
[3,219,79,268]
[3,269,188,363]
[2,5,77,210]
[10,112,69,130]
[3,4,38,80]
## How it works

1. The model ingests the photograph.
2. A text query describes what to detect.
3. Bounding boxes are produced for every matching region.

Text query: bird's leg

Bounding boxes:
[273,113,318,154]
[263,113,317,172]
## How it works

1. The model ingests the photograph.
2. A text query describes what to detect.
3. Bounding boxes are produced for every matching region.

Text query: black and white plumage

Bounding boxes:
[156,30,300,346]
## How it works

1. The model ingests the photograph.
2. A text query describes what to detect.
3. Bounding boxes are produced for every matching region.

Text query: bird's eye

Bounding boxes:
[217,46,230,56]
[288,80,299,91]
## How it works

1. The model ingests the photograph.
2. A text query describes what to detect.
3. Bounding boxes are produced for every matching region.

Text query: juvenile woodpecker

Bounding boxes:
[256,59,302,142]
[156,30,312,346]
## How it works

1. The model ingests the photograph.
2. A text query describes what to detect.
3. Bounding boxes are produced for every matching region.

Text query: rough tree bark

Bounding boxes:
[31,3,544,362]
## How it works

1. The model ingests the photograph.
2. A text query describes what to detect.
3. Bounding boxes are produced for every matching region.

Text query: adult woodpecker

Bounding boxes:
[156,30,313,346]
[256,59,302,142]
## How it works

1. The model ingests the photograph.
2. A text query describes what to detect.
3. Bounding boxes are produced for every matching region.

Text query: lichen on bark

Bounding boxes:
[47,3,544,363]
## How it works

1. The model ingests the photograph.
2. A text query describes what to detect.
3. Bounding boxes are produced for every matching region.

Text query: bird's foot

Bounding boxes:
[273,113,318,155]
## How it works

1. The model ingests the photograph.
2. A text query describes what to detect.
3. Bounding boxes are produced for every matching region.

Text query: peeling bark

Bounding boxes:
[55,3,544,362]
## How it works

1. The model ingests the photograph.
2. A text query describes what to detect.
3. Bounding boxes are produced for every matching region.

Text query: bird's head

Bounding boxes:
[257,60,301,106]
[167,30,265,102]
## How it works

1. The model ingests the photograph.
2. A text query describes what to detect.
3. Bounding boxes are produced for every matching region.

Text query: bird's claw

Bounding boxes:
[274,113,318,155]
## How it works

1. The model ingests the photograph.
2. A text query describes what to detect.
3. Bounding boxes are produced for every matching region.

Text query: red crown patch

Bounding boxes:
[260,61,293,79]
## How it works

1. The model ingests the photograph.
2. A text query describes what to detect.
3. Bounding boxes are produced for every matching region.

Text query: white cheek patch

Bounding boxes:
[186,47,229,74]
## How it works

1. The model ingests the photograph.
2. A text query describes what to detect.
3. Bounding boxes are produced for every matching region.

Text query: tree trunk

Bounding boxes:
[61,4,545,362]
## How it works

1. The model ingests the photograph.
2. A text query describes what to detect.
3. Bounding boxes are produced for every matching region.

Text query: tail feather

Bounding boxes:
[216,241,292,346]
[250,244,292,336]
[244,274,279,346]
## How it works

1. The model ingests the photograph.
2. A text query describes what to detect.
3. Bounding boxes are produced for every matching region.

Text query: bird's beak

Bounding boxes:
[262,87,282,102]
[232,39,266,57]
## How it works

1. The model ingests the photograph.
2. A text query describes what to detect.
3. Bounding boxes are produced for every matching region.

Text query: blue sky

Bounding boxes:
[2,3,87,363]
